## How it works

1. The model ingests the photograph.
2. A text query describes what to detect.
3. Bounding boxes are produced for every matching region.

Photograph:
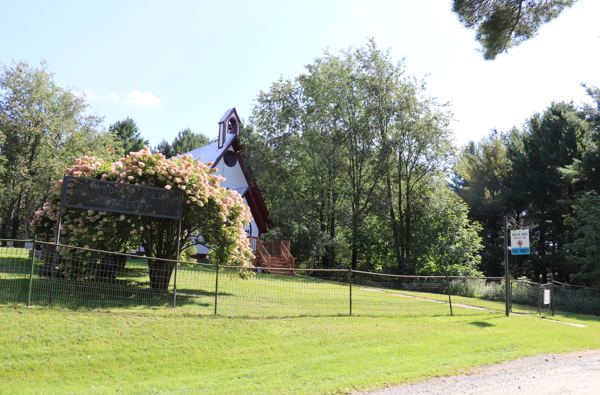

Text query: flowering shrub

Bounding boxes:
[31,147,254,288]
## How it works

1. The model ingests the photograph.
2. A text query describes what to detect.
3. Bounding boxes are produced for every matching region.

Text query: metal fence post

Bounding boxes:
[504,215,510,317]
[48,244,57,305]
[27,238,36,307]
[172,262,178,308]
[349,267,353,317]
[446,275,453,316]
[537,282,541,315]
[214,261,219,315]
[551,273,555,316]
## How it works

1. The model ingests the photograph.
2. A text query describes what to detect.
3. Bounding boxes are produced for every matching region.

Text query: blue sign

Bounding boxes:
[512,247,530,255]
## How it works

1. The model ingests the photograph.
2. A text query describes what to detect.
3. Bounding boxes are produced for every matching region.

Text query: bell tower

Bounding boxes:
[217,108,240,149]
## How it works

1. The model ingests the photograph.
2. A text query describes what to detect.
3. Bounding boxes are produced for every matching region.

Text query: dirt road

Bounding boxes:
[359,350,600,395]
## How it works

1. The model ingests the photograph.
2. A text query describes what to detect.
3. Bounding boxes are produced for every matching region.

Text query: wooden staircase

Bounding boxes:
[248,237,296,276]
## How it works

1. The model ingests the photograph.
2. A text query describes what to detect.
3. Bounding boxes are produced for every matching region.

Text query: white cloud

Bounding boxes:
[84,90,99,100]
[109,91,121,102]
[72,89,98,100]
[124,90,163,109]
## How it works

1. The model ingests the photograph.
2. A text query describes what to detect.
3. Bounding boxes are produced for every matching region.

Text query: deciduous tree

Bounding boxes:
[0,61,118,239]
[250,41,481,274]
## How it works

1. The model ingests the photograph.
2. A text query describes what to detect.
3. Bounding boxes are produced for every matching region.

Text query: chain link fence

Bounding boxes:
[0,239,598,317]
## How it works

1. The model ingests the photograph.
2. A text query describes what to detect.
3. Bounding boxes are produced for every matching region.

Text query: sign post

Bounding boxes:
[504,216,509,316]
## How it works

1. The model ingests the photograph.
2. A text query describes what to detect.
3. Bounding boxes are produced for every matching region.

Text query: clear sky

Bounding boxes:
[1,0,599,148]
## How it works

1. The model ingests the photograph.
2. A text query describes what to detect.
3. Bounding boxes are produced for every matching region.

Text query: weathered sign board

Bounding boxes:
[62,176,182,219]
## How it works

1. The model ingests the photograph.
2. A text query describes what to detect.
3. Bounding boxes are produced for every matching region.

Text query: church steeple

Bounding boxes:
[217,108,240,149]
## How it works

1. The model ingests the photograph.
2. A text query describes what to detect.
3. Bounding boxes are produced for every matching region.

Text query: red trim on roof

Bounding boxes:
[211,135,272,234]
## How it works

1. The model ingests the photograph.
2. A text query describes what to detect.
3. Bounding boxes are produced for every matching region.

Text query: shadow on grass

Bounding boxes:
[468,321,495,328]
[176,287,232,297]
[0,277,219,310]
[0,257,34,275]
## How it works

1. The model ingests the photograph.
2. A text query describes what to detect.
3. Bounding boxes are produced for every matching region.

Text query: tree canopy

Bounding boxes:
[109,117,149,155]
[0,60,119,239]
[155,128,211,158]
[453,87,600,285]
[248,40,482,275]
[453,0,578,59]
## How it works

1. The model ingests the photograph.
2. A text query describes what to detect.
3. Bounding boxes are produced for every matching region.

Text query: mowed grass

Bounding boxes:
[1,306,599,395]
[0,247,586,321]
[0,248,469,317]
[0,247,536,318]
[2,248,600,393]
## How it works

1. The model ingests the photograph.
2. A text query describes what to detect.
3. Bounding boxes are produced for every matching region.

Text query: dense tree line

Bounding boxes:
[155,128,212,159]
[453,87,600,286]
[3,53,600,286]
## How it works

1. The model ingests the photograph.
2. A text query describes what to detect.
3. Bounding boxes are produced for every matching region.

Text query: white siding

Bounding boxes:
[244,219,259,238]
[195,152,255,256]
[219,149,248,190]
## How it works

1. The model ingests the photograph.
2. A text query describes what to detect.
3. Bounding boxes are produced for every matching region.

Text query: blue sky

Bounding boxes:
[2,0,599,148]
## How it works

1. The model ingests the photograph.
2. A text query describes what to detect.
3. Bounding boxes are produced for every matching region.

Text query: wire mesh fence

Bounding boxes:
[510,279,545,315]
[0,239,34,305]
[0,239,598,317]
[553,281,600,316]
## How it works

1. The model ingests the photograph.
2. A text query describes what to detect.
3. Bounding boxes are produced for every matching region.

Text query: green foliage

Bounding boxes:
[411,180,483,276]
[452,130,509,276]
[506,102,592,282]
[565,191,600,287]
[249,40,480,275]
[454,90,600,286]
[0,60,120,239]
[566,85,600,191]
[553,285,600,315]
[155,128,211,158]
[109,116,148,155]
[453,0,577,59]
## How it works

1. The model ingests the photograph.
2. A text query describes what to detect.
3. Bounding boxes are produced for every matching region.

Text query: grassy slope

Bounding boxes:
[2,249,600,394]
[1,306,599,395]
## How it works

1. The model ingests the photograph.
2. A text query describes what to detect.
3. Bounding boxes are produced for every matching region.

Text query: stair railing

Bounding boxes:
[280,240,294,269]
[254,238,271,272]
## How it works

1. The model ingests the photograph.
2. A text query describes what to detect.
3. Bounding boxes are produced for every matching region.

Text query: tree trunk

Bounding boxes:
[96,254,127,279]
[147,259,176,292]
[387,175,403,272]
[351,213,358,271]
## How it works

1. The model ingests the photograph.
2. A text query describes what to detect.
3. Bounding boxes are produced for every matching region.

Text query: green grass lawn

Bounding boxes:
[1,306,599,395]
[2,248,600,394]
[0,248,538,318]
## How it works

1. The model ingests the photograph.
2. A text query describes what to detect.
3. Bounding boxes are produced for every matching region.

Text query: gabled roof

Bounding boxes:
[181,109,273,233]
[218,108,239,123]
[184,133,236,164]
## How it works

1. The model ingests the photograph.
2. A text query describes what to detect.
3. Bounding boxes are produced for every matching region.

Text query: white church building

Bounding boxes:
[183,108,273,259]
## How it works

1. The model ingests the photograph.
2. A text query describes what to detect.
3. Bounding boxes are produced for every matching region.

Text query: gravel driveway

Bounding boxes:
[358,350,600,395]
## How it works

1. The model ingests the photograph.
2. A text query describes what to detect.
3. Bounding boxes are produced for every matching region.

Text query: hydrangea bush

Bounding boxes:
[31,147,254,289]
